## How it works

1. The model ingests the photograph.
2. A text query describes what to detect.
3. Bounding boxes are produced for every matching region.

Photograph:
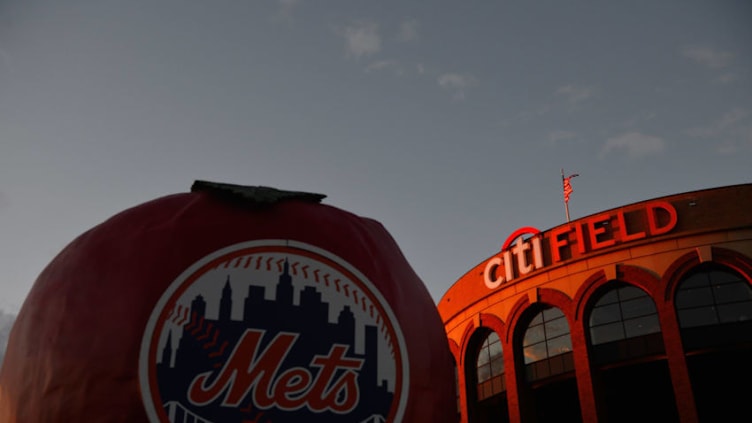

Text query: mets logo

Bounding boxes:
[139,240,409,423]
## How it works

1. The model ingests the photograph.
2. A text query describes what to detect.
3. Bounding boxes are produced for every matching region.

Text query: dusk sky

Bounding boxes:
[1,0,750,313]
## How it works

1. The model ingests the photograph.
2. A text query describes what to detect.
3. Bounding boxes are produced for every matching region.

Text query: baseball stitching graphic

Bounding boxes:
[139,240,409,423]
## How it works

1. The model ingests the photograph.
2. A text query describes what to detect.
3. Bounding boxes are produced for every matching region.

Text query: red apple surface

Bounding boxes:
[0,181,456,422]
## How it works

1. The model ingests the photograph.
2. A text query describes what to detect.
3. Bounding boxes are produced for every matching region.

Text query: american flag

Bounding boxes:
[563,173,578,203]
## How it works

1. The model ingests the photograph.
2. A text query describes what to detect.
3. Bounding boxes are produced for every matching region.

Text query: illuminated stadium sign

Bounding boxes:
[484,201,677,289]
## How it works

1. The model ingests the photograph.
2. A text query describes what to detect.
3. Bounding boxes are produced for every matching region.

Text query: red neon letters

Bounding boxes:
[485,201,677,289]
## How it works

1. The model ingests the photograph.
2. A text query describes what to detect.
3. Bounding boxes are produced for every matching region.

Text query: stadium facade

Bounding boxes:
[438,183,752,423]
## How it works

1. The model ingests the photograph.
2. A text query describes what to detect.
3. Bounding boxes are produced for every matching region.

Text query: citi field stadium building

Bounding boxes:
[438,184,752,423]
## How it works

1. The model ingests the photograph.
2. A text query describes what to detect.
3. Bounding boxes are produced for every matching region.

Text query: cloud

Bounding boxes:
[599,132,666,159]
[686,108,749,137]
[548,130,578,144]
[340,21,381,58]
[437,73,476,100]
[681,45,735,69]
[272,0,300,24]
[620,111,658,130]
[501,84,592,126]
[714,73,738,84]
[555,85,594,104]
[498,105,550,127]
[718,108,750,129]
[365,59,404,76]
[397,19,420,42]
[686,108,752,154]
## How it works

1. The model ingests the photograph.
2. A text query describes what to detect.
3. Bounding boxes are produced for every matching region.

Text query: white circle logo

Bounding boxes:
[139,240,408,423]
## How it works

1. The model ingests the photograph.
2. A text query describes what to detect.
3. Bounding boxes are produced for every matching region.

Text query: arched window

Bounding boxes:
[675,265,752,328]
[589,283,661,345]
[523,307,571,363]
[587,283,676,421]
[522,307,573,381]
[675,263,752,422]
[476,331,504,400]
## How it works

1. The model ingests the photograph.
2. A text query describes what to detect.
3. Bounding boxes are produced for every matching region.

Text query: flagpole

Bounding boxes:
[562,170,579,223]
[562,169,571,223]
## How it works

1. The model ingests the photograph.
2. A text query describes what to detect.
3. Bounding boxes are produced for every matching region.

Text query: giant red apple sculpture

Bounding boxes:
[0,181,456,422]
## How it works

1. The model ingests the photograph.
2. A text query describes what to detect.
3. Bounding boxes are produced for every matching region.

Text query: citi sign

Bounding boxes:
[484,201,678,289]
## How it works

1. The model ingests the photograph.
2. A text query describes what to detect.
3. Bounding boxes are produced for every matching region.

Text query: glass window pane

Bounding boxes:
[476,331,503,388]
[618,285,646,301]
[681,272,709,289]
[710,270,742,285]
[477,349,490,365]
[489,340,502,359]
[482,381,493,398]
[597,289,619,305]
[485,331,500,345]
[677,267,752,332]
[590,322,625,345]
[477,364,491,383]
[590,303,621,326]
[491,357,504,376]
[714,282,752,303]
[491,374,504,394]
[678,306,719,328]
[718,301,752,323]
[529,312,543,326]
[546,334,573,357]
[544,316,569,338]
[543,307,564,320]
[523,342,547,364]
[621,296,657,319]
[676,287,713,308]
[624,315,661,337]
[523,325,545,347]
